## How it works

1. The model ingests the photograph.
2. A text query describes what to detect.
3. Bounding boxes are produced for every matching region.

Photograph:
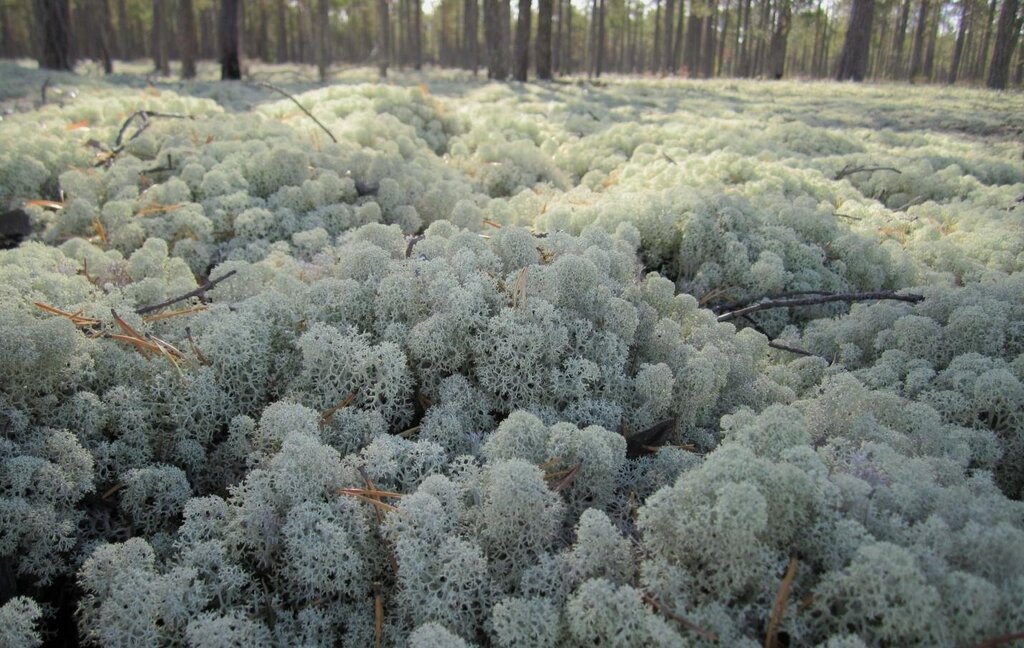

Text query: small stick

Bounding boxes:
[641,592,718,643]
[252,81,338,143]
[184,326,209,365]
[320,393,355,429]
[717,291,924,323]
[114,110,191,148]
[40,77,50,106]
[764,557,798,648]
[142,304,207,324]
[975,632,1024,648]
[338,487,403,499]
[135,269,237,315]
[101,483,125,499]
[768,341,820,358]
[835,164,902,181]
[373,582,384,648]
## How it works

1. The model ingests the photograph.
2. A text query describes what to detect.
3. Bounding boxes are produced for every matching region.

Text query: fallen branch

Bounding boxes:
[768,341,820,358]
[717,291,924,323]
[40,77,50,106]
[135,269,237,316]
[114,110,191,148]
[835,164,902,181]
[252,81,338,143]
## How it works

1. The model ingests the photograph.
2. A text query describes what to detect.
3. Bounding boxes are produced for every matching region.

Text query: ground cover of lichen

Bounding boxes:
[1,59,1023,647]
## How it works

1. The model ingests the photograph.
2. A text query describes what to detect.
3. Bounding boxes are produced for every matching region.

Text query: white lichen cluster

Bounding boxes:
[0,61,1022,647]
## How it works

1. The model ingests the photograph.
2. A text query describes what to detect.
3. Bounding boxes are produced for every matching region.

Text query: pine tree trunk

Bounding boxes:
[596,0,606,75]
[415,0,423,69]
[923,0,939,79]
[702,0,717,76]
[276,0,288,62]
[514,0,531,79]
[671,0,685,72]
[987,0,1020,88]
[890,0,912,75]
[908,0,929,78]
[652,0,662,72]
[553,0,563,71]
[537,0,553,78]
[220,0,242,79]
[97,0,113,73]
[464,0,479,72]
[377,0,389,76]
[317,0,329,81]
[565,0,572,71]
[152,0,170,75]
[949,0,970,82]
[768,0,791,78]
[972,0,997,79]
[663,0,675,71]
[181,0,197,78]
[836,0,875,80]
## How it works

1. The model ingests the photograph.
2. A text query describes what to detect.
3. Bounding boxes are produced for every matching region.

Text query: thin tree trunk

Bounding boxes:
[663,0,675,71]
[220,0,242,79]
[596,0,606,75]
[923,0,940,79]
[949,0,970,82]
[181,0,197,78]
[317,0,329,81]
[553,0,563,71]
[464,0,479,72]
[718,0,730,75]
[514,0,532,79]
[537,0,553,77]
[377,0,390,76]
[115,0,128,58]
[987,0,1020,87]
[890,0,912,75]
[972,0,997,78]
[97,0,113,72]
[672,0,686,72]
[415,0,423,69]
[769,0,791,78]
[152,0,170,75]
[276,0,288,62]
[701,0,717,76]
[653,0,662,71]
[836,0,875,80]
[565,0,572,72]
[908,0,929,77]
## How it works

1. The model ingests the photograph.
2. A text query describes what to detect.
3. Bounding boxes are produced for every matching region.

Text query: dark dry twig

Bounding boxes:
[40,77,51,106]
[835,164,902,181]
[642,592,718,643]
[114,110,191,148]
[252,80,338,143]
[974,632,1024,648]
[135,269,237,316]
[717,291,924,323]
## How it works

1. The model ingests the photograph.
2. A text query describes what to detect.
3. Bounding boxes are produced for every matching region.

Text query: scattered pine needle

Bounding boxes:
[765,557,798,648]
[135,203,182,217]
[23,199,64,210]
[33,302,100,328]
[185,326,209,365]
[141,304,208,324]
[512,267,529,309]
[340,492,399,512]
[91,217,109,246]
[320,393,355,428]
[101,483,125,499]
[545,461,582,493]
[338,487,403,500]
[538,456,563,471]
[482,218,503,229]
[642,592,718,643]
[373,581,384,648]
[65,119,90,131]
[397,425,420,439]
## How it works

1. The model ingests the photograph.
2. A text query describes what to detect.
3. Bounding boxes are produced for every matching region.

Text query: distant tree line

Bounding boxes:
[2,0,1020,87]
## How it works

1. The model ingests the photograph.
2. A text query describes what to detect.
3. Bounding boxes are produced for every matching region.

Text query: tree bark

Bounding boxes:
[377,0,390,76]
[97,0,113,73]
[889,0,912,75]
[220,0,243,79]
[672,0,686,72]
[514,0,531,79]
[836,0,875,80]
[276,0,288,62]
[316,0,329,81]
[768,0,791,78]
[36,0,73,70]
[922,0,939,79]
[180,0,198,78]
[663,0,675,71]
[537,0,553,77]
[464,0,479,71]
[652,0,662,72]
[949,0,971,82]
[988,0,1020,88]
[596,0,606,75]
[151,0,169,75]
[908,0,929,78]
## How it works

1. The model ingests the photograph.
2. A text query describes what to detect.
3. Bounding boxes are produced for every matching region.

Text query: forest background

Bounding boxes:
[3,0,1022,90]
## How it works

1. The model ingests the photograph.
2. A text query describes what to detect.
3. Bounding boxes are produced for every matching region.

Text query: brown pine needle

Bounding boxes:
[975,632,1024,648]
[135,203,182,217]
[101,483,125,499]
[23,199,64,210]
[397,425,420,439]
[320,393,356,428]
[765,557,799,648]
[642,592,718,643]
[538,456,563,471]
[184,326,209,365]
[33,302,100,327]
[482,218,503,229]
[512,267,529,309]
[142,304,208,324]
[91,217,108,246]
[110,309,146,340]
[341,492,399,512]
[546,461,582,492]
[373,582,384,648]
[338,487,403,500]
[107,333,160,356]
